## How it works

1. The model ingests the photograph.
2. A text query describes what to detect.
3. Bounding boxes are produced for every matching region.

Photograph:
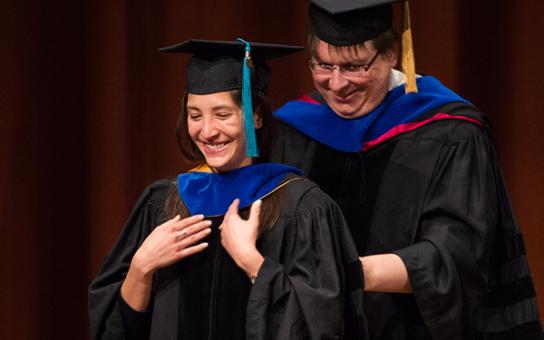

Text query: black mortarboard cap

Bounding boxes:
[309,0,402,46]
[158,39,303,95]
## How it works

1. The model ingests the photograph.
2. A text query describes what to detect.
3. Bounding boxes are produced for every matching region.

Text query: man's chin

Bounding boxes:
[329,102,359,119]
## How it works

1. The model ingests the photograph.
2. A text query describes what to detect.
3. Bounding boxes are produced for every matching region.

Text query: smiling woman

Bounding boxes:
[177,88,276,172]
[88,39,367,340]
[186,92,254,172]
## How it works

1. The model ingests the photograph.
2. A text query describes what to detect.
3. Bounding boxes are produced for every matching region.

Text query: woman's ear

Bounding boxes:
[253,113,263,129]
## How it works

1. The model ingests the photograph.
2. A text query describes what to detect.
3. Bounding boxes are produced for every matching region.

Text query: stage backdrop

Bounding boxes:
[1,1,543,339]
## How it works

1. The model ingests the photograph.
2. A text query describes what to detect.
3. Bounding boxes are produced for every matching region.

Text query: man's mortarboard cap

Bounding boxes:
[309,0,418,94]
[158,39,303,95]
[309,0,402,46]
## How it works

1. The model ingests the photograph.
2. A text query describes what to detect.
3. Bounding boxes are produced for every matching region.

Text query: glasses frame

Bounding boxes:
[308,49,382,77]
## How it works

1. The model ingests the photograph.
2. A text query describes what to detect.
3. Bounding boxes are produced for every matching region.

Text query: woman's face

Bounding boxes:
[187,91,259,173]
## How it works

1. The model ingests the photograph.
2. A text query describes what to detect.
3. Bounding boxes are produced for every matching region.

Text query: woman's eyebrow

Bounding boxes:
[186,104,236,113]
[211,104,236,111]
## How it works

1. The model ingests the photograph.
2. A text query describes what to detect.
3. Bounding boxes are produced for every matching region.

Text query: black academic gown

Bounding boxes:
[271,100,544,340]
[88,176,366,340]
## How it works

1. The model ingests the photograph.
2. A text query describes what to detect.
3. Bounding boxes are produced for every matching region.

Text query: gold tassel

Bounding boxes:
[402,0,418,93]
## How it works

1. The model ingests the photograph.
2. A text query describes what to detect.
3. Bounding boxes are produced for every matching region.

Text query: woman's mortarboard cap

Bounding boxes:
[158,39,303,95]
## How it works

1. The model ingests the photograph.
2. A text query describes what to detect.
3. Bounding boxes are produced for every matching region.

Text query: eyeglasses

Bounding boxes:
[308,50,381,78]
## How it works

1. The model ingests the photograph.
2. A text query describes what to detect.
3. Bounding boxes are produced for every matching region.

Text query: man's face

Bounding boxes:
[310,39,397,119]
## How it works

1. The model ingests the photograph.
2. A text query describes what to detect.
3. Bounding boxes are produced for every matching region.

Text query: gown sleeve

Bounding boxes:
[270,122,318,175]
[88,180,172,340]
[246,184,366,340]
[393,122,542,339]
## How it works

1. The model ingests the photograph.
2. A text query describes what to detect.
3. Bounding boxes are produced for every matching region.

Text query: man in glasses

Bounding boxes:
[272,1,543,339]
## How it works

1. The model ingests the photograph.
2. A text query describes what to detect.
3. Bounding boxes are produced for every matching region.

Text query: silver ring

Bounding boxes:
[181,230,188,239]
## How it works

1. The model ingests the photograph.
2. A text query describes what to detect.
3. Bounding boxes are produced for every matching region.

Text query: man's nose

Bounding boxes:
[328,69,350,92]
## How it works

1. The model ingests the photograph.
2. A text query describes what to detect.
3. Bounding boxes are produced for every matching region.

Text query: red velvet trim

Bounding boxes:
[297,94,320,104]
[361,113,483,152]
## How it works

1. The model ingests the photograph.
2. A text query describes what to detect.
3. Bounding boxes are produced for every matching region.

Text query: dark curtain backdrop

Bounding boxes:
[2,1,543,339]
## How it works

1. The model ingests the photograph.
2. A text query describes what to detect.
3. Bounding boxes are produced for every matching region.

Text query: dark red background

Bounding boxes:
[2,1,543,339]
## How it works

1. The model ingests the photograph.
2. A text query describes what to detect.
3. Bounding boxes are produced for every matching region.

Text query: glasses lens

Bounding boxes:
[309,51,380,77]
[309,62,326,74]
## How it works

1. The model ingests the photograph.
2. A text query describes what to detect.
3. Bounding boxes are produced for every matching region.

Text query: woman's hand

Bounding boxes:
[132,214,212,277]
[220,199,264,279]
[121,214,211,311]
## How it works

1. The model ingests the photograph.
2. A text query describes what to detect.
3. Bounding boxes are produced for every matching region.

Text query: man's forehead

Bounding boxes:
[314,40,376,62]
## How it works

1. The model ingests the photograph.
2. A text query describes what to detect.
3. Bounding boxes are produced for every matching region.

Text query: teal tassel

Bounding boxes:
[237,38,259,158]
